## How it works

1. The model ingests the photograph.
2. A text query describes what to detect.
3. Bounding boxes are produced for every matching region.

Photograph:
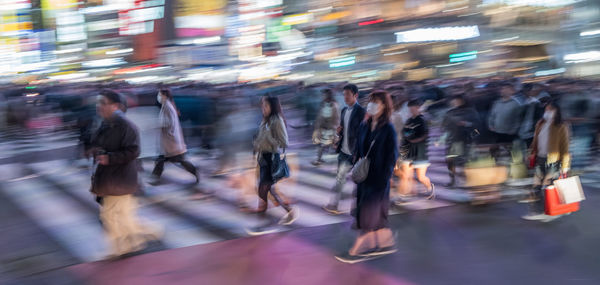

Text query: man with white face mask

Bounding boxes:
[323,84,365,214]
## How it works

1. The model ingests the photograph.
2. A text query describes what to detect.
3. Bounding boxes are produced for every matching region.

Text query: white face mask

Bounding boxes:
[543,110,554,121]
[157,93,162,104]
[367,102,380,116]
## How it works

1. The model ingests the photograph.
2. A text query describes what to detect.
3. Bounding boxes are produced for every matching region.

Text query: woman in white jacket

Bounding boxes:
[151,89,199,184]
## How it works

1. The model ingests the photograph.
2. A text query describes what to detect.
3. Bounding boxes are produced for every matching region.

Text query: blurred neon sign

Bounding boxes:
[358,19,383,26]
[564,51,600,63]
[450,55,477,63]
[481,0,579,7]
[329,56,355,68]
[119,0,164,36]
[396,26,480,43]
[282,13,312,26]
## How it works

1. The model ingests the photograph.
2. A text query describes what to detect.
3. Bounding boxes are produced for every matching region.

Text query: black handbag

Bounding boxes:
[271,150,290,182]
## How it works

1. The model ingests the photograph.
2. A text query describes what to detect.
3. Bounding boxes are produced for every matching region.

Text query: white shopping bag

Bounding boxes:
[553,176,585,204]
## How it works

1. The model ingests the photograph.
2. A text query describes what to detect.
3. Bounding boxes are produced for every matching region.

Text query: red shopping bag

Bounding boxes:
[545,185,580,216]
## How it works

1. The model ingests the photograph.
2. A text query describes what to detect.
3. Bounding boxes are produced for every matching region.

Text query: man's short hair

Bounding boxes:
[99,89,123,105]
[343,84,358,95]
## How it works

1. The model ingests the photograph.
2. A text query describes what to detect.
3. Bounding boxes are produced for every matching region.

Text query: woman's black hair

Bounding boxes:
[159,88,180,116]
[322,88,334,103]
[263,96,286,125]
[407,98,422,107]
[545,100,563,126]
[159,88,175,103]
[450,94,468,107]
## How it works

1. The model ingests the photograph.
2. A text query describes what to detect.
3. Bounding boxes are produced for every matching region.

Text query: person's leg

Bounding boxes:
[151,155,166,178]
[374,228,395,249]
[257,183,270,214]
[100,195,124,255]
[446,156,456,187]
[329,154,352,208]
[349,231,377,256]
[119,195,162,249]
[317,144,325,161]
[268,186,292,213]
[529,158,547,215]
[415,166,432,190]
[172,154,199,182]
[398,163,414,196]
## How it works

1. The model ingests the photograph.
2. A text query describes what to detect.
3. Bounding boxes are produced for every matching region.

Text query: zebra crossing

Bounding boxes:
[0,146,457,263]
[0,127,79,160]
[0,121,598,264]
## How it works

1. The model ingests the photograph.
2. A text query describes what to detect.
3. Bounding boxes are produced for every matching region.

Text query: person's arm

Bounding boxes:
[559,124,571,172]
[337,107,346,135]
[488,102,497,131]
[530,121,540,156]
[314,103,323,131]
[106,123,141,165]
[352,124,363,164]
[408,117,428,143]
[384,126,398,180]
[270,116,289,149]
[331,102,340,129]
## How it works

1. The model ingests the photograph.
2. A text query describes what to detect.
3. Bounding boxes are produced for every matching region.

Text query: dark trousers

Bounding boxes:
[258,152,291,214]
[152,153,198,178]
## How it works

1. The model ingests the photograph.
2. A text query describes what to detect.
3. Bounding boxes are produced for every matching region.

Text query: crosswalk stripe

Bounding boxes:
[28,160,224,250]
[0,164,108,262]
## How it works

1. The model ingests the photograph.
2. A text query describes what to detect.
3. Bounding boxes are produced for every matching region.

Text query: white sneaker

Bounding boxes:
[517,197,539,203]
[521,213,548,221]
[542,214,564,223]
[279,207,299,225]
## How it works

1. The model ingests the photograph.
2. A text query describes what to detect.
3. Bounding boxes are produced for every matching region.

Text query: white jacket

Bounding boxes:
[159,100,187,157]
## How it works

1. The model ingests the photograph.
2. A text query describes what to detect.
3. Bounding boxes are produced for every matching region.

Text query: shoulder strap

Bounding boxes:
[364,132,381,158]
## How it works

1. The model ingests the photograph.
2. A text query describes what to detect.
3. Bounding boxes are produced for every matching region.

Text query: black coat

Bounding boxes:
[442,105,481,144]
[354,121,398,232]
[336,103,366,156]
[91,111,141,196]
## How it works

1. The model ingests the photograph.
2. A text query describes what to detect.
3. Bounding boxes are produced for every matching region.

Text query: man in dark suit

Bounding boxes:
[323,84,366,214]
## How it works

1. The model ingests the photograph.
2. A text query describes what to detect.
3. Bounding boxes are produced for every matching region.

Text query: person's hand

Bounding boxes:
[560,168,569,178]
[96,155,109,165]
[84,147,98,159]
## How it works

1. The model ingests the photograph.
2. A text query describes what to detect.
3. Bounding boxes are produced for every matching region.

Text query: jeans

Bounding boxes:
[330,152,353,207]
[530,157,560,214]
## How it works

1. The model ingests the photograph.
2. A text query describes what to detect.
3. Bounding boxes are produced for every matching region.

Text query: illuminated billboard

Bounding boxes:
[174,0,226,37]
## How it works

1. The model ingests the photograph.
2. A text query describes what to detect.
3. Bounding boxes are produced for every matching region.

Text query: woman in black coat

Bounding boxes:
[336,91,398,264]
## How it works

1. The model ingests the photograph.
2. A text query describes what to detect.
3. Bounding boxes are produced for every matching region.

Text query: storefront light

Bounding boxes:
[396,26,480,43]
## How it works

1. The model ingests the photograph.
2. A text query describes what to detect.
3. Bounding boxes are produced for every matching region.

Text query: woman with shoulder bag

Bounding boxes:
[522,101,571,222]
[336,91,398,263]
[247,96,298,235]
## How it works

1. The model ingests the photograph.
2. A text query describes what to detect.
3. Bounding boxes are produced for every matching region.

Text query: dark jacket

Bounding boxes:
[442,105,481,144]
[336,103,366,156]
[91,111,141,196]
[354,121,398,231]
